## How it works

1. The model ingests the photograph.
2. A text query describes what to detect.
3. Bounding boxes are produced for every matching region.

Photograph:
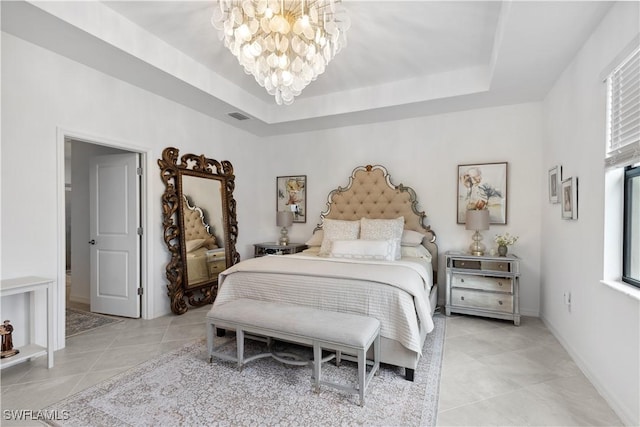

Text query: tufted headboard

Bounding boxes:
[182,195,218,250]
[315,165,438,281]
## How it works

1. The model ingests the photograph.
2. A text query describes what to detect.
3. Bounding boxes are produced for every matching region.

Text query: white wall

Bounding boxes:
[0,33,267,348]
[253,103,544,313]
[541,2,639,425]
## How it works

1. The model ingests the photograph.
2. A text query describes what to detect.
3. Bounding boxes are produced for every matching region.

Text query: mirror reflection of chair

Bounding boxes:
[158,147,239,314]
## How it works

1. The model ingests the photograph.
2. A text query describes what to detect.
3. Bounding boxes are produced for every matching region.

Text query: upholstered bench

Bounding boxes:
[206,298,381,406]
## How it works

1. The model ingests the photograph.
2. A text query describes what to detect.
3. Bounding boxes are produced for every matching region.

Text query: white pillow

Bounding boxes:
[305,229,324,247]
[401,245,432,261]
[319,219,360,255]
[185,238,205,253]
[360,217,404,260]
[401,229,425,247]
[330,239,395,261]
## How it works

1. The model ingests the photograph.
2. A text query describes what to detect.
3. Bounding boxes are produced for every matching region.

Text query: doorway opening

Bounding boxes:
[60,133,150,346]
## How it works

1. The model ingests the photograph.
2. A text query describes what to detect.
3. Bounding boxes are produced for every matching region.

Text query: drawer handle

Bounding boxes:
[460,278,465,283]
[460,262,465,266]
[498,264,504,269]
[498,300,503,305]
[498,282,503,287]
[460,296,465,301]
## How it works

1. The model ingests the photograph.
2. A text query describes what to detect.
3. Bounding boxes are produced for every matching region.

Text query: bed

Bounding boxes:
[182,195,221,285]
[216,165,438,380]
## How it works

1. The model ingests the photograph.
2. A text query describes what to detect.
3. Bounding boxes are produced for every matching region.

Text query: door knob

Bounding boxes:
[89,240,96,245]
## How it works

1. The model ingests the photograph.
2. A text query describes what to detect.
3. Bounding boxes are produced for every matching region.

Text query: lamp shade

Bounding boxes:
[276,211,294,228]
[465,209,490,231]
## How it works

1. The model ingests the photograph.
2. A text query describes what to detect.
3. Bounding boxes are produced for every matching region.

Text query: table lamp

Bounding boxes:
[466,209,490,256]
[277,211,294,246]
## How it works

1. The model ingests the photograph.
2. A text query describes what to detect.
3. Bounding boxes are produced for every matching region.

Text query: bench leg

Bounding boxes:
[236,329,245,370]
[313,343,321,393]
[357,349,365,406]
[207,322,215,363]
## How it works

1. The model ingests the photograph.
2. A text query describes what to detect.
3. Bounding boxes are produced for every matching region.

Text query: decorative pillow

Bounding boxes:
[360,217,404,260]
[330,239,395,261]
[302,246,321,255]
[185,238,205,253]
[319,219,360,255]
[401,229,425,247]
[401,245,432,261]
[305,229,324,247]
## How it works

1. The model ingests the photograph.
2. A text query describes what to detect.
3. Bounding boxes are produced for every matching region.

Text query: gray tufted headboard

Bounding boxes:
[314,165,438,282]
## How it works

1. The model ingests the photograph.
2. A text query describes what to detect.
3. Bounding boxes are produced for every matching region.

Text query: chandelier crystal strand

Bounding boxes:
[211,0,350,105]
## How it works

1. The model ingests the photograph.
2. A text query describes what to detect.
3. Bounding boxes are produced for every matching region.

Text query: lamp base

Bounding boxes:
[279,227,289,246]
[469,231,486,256]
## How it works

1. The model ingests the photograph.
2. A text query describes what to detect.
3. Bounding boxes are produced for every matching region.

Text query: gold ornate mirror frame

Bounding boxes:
[158,147,239,314]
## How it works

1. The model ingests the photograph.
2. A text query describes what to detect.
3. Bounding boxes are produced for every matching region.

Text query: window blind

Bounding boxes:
[606,46,640,169]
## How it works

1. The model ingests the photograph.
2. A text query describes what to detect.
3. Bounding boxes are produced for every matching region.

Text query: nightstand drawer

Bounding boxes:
[452,274,513,292]
[481,261,511,272]
[451,289,513,313]
[206,250,225,262]
[207,260,226,275]
[452,259,481,270]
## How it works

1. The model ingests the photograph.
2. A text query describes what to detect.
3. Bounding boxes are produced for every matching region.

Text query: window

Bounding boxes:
[623,165,640,287]
[606,44,640,288]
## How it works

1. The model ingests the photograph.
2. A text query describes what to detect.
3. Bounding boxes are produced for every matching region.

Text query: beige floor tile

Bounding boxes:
[92,342,164,371]
[108,326,167,348]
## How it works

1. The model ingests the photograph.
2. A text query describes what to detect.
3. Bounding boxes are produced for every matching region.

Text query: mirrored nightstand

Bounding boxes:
[253,242,307,257]
[445,251,521,325]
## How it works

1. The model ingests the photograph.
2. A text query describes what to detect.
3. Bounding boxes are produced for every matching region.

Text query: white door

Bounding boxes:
[89,153,141,318]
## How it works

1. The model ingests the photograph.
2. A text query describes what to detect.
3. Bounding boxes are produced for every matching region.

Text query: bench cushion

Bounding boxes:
[207,299,380,348]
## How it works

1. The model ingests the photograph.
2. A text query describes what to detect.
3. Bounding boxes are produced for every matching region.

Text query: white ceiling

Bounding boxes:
[1,1,612,136]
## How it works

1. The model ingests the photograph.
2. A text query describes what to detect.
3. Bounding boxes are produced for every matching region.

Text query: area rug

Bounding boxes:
[47,315,445,426]
[66,308,124,337]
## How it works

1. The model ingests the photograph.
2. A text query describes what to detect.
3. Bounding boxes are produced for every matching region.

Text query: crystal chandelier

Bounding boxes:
[211,0,350,105]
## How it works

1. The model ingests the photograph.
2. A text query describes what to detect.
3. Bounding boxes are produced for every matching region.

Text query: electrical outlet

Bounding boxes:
[563,291,572,312]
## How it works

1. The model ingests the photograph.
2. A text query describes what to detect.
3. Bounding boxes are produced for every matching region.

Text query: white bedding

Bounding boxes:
[216,253,434,354]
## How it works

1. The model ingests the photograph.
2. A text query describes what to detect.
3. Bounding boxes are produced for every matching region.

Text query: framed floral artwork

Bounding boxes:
[548,165,562,204]
[561,176,578,220]
[277,175,306,223]
[457,162,508,224]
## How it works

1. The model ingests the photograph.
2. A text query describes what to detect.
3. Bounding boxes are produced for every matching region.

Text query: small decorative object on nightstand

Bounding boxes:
[445,251,521,325]
[493,232,518,257]
[254,242,307,257]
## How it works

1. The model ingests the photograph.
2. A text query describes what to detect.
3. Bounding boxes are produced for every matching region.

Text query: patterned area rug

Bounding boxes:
[47,315,445,426]
[66,308,123,337]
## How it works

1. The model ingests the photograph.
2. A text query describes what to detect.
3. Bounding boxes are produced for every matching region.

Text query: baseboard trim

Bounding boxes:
[68,295,90,305]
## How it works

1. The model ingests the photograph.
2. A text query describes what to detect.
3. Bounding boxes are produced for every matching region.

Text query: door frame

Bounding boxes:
[56,127,153,350]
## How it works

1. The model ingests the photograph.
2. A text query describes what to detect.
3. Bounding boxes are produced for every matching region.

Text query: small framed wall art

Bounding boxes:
[561,176,578,220]
[548,165,562,203]
[457,162,508,224]
[277,175,307,223]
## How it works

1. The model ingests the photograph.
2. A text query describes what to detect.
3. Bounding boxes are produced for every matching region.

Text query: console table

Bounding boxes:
[0,276,54,369]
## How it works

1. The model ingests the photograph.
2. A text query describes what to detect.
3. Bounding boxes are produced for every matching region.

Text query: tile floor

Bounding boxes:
[0,308,623,426]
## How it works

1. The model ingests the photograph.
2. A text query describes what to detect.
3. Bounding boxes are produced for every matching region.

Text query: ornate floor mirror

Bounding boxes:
[158,147,239,314]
